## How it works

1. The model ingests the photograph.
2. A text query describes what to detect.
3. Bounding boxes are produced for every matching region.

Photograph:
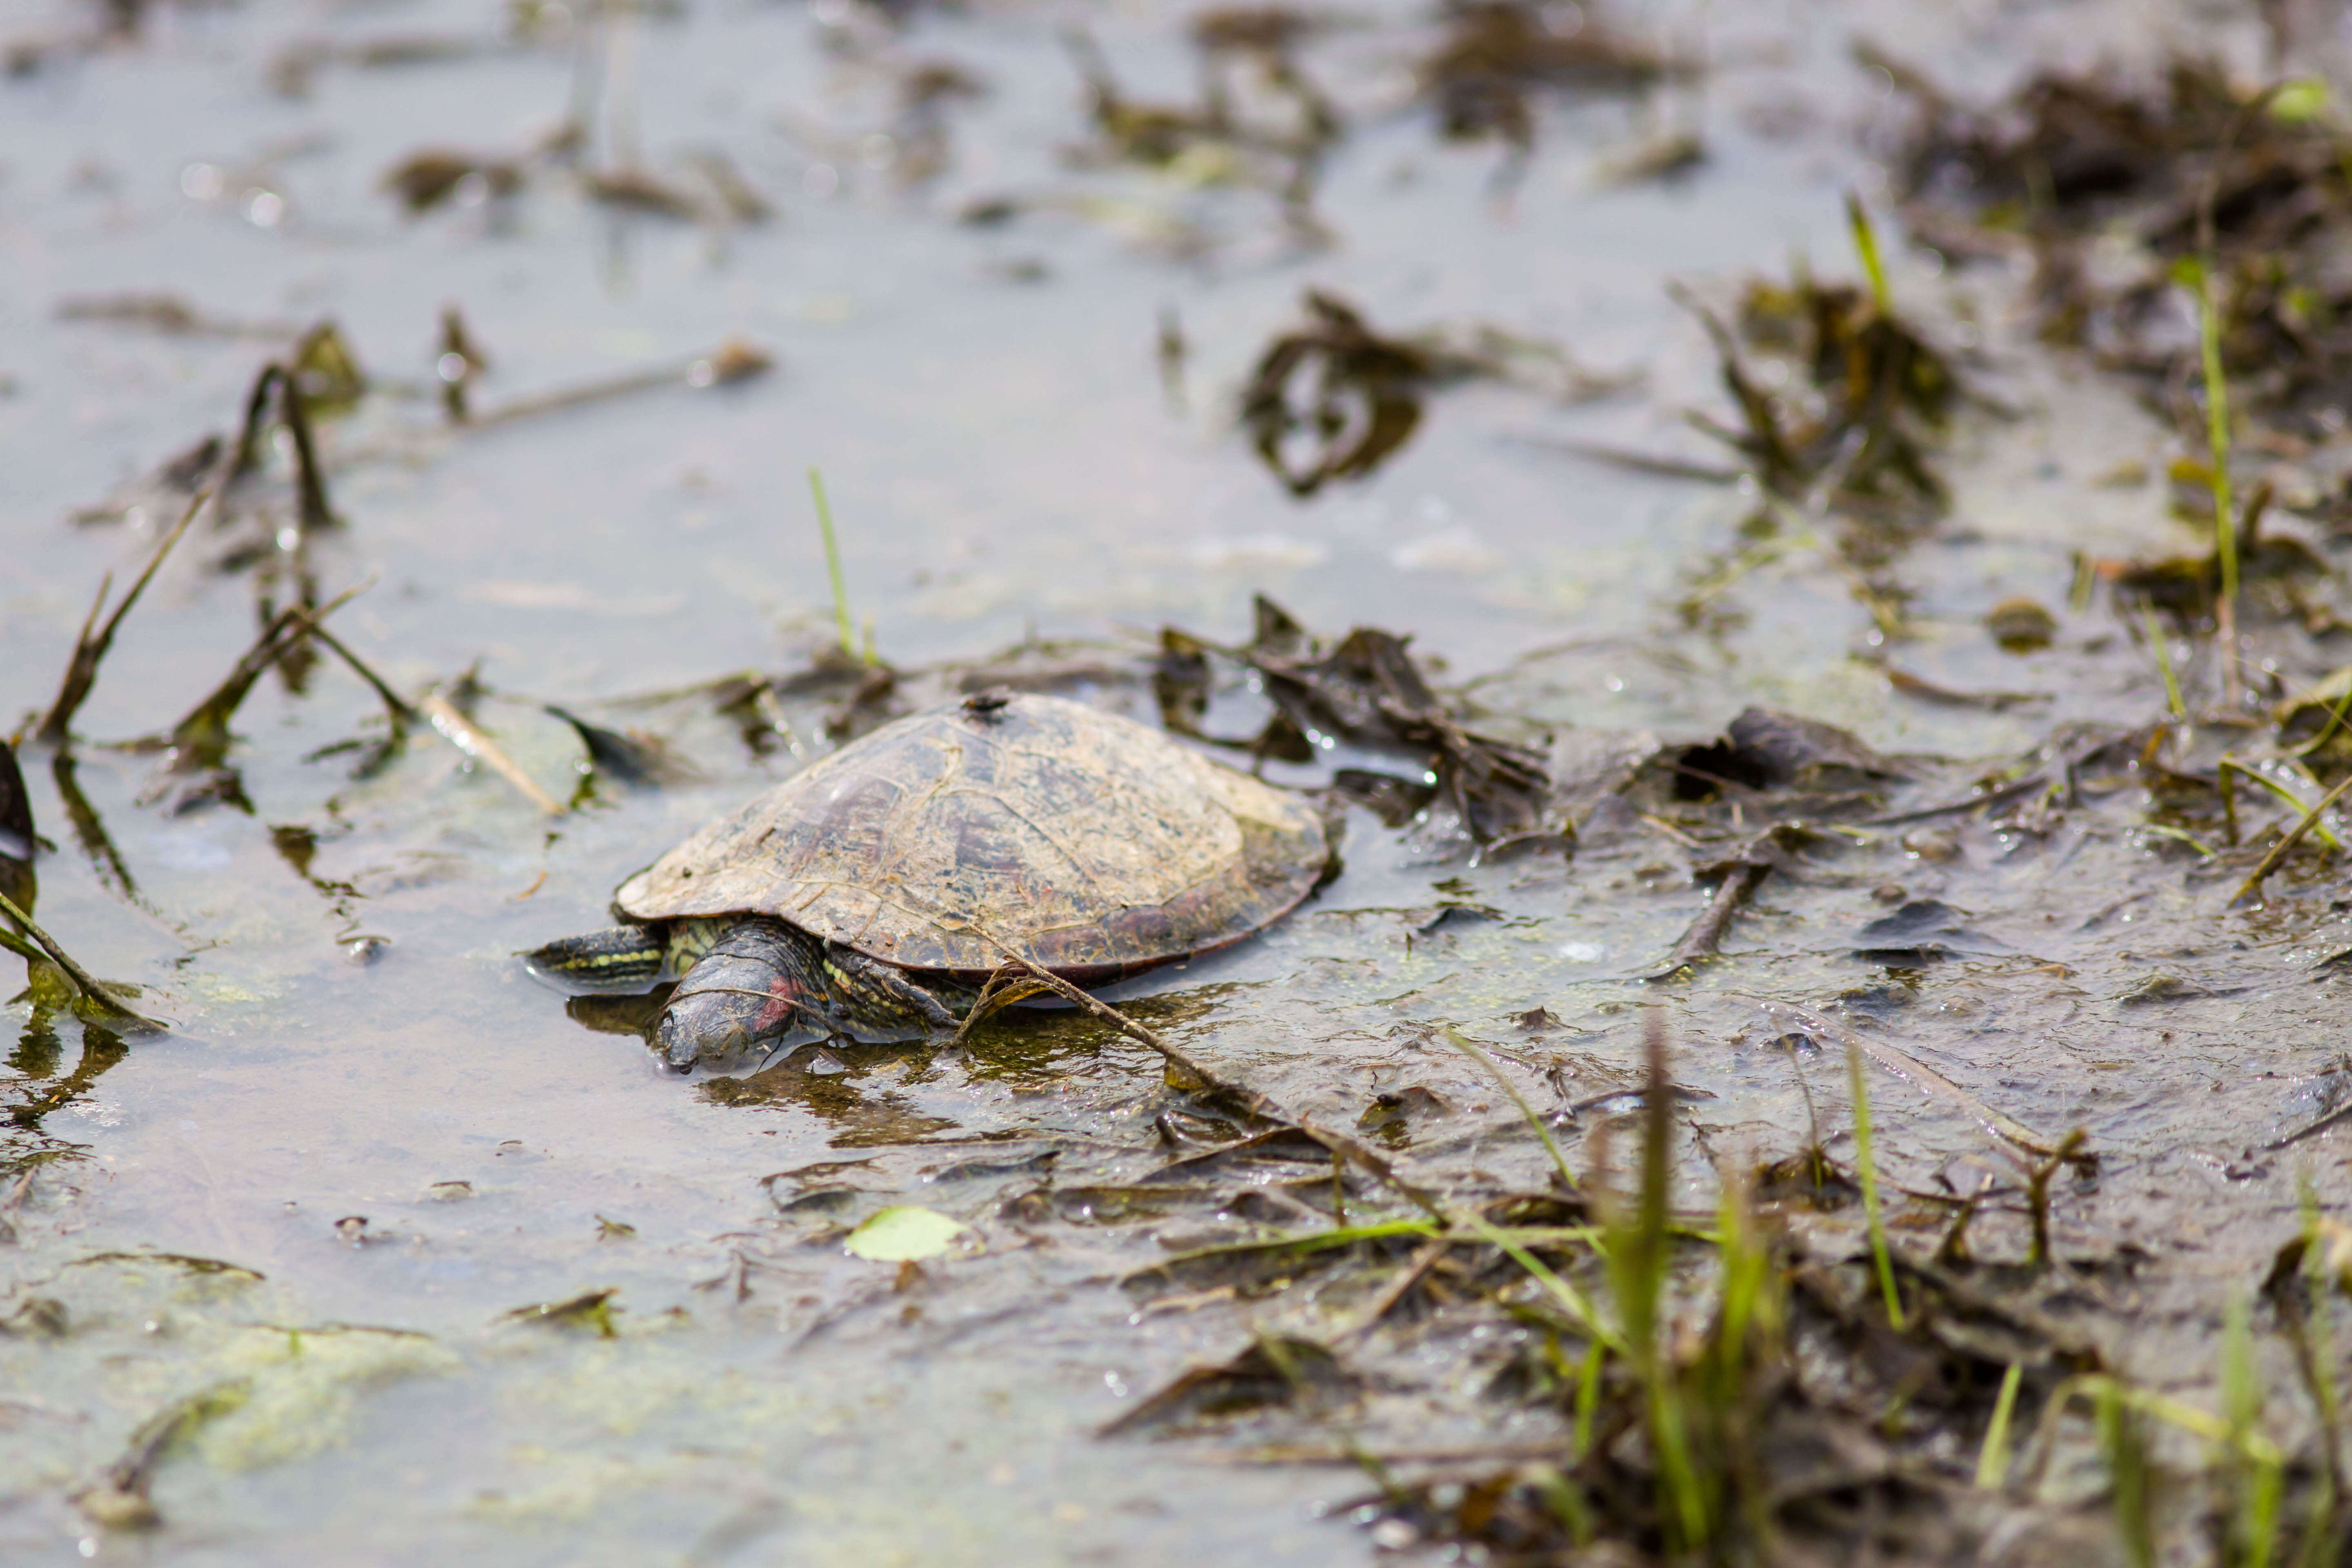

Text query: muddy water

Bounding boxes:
[4,0,2349,1561]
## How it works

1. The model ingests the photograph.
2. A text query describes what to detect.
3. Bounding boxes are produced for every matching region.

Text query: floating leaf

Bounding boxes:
[844,1205,967,1262]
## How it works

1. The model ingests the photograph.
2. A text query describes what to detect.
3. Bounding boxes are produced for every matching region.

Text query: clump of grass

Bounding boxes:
[1601,1011,1711,1549]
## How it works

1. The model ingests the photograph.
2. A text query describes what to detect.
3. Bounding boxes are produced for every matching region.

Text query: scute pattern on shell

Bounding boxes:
[614,693,1330,979]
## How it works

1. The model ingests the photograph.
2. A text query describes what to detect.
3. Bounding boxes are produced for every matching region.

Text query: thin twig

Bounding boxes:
[1337,1238,1449,1343]
[944,962,1052,1047]
[2263,1099,2352,1152]
[2228,772,2352,908]
[421,694,566,815]
[467,342,768,430]
[959,933,1261,1105]
[1648,858,1773,978]
[2287,678,2352,760]
[963,930,1446,1218]
[1858,777,2043,828]
[470,366,680,428]
[1187,1441,1576,1466]
[0,889,169,1032]
[1746,998,2065,1158]
[307,621,419,724]
[1501,433,1739,484]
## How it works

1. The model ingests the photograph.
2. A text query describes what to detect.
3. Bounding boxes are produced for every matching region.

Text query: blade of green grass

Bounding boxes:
[2221,759,2344,851]
[1847,192,1892,315]
[2177,255,2240,699]
[1436,1026,1578,1191]
[2146,607,2187,721]
[1846,1042,1907,1329]
[807,467,855,660]
[1454,1208,1615,1350]
[1976,1362,2024,1489]
[2099,1379,2157,1568]
[1572,1338,1605,1458]
[2230,771,2352,907]
[2287,677,2352,759]
[2286,682,2342,762]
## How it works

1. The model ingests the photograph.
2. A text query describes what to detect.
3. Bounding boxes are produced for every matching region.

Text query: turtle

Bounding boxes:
[528,690,1335,1071]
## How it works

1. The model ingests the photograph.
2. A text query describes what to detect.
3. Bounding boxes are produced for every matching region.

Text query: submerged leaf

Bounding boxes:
[1851,900,2009,961]
[545,705,699,787]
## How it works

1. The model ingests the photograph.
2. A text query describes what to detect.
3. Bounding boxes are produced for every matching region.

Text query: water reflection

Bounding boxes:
[50,749,140,905]
[700,1044,964,1146]
[5,1009,127,1169]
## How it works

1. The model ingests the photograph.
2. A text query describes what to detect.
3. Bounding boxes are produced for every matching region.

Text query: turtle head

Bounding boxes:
[654,917,824,1072]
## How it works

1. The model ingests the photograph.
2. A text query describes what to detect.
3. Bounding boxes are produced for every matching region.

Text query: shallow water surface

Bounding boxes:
[4,0,2351,1561]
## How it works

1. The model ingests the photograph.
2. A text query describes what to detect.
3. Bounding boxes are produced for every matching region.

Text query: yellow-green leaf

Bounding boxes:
[844,1206,967,1262]
[2270,79,2329,122]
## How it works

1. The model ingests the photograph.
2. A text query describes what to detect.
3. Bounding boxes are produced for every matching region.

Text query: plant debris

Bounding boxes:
[1159,595,1553,847]
[381,149,526,215]
[1682,215,1963,515]
[1240,290,1622,494]
[1418,0,1680,156]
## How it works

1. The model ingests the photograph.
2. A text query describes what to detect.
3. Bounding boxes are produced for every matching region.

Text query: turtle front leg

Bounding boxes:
[826,942,960,1032]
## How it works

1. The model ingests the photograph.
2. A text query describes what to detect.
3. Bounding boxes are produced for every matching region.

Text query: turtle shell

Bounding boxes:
[614,692,1330,982]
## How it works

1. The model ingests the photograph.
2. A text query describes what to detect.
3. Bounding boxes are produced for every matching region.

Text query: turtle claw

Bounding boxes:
[655,1013,702,1074]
